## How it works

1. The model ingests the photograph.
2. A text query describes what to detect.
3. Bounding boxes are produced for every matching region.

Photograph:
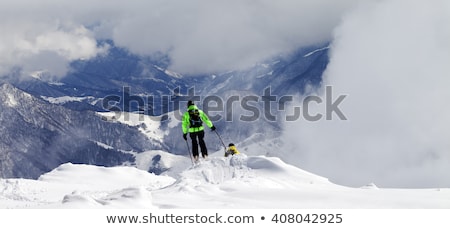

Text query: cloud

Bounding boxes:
[0,0,359,77]
[282,0,450,188]
[0,1,110,78]
[112,0,360,74]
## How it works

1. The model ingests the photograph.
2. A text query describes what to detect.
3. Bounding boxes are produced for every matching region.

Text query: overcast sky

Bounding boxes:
[283,0,450,188]
[0,0,358,77]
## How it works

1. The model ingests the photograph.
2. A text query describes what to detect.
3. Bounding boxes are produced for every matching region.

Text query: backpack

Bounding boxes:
[188,109,203,128]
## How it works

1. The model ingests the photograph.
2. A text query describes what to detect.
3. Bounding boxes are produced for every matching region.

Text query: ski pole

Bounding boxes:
[214,130,227,152]
[185,139,194,165]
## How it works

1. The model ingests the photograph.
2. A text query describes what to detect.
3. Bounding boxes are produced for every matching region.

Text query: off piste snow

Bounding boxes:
[1,150,449,208]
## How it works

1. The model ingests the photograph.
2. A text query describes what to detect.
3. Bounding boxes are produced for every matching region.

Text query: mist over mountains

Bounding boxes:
[2,0,448,189]
[0,41,328,179]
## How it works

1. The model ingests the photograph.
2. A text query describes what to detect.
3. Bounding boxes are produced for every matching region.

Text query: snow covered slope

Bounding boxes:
[1,152,448,209]
[0,83,154,179]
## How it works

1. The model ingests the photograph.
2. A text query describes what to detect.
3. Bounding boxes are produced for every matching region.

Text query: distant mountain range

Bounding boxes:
[0,41,329,179]
[0,83,155,178]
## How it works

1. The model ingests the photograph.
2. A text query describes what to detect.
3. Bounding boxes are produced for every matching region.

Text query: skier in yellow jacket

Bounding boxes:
[182,100,215,161]
[225,143,240,157]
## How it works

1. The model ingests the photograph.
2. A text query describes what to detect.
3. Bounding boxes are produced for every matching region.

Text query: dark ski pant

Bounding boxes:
[190,130,208,158]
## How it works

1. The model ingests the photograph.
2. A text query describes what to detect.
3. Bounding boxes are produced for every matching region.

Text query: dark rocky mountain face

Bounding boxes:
[0,83,155,179]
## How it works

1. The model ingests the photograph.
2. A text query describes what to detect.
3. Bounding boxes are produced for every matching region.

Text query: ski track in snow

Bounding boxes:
[0,153,449,209]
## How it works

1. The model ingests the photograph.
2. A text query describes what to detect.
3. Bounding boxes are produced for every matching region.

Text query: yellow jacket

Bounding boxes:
[225,145,240,157]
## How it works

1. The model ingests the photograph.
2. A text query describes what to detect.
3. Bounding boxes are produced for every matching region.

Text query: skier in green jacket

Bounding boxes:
[182,100,216,161]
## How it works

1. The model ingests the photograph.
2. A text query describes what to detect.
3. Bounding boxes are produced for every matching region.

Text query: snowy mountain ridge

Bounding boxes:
[0,83,157,179]
[1,151,449,209]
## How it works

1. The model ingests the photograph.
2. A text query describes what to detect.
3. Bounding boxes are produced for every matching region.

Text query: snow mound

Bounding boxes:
[61,187,154,208]
[39,163,175,191]
[0,163,175,208]
[170,154,331,190]
[246,156,331,185]
[1,155,450,208]
[133,150,192,178]
[149,155,336,208]
[168,155,251,191]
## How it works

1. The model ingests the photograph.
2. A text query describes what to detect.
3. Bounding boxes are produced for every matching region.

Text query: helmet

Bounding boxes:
[228,143,235,147]
[187,100,195,107]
